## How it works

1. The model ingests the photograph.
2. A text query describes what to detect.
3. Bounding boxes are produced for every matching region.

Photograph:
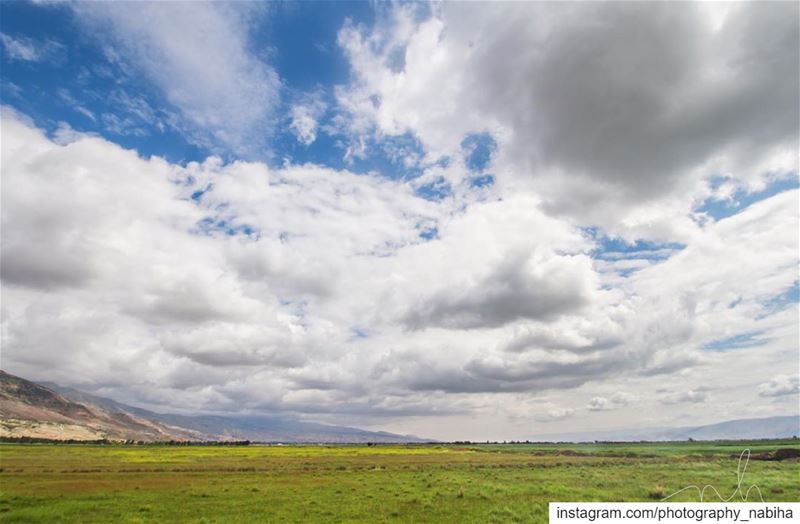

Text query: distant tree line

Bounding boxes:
[0,436,115,445]
[108,440,253,446]
[152,440,252,446]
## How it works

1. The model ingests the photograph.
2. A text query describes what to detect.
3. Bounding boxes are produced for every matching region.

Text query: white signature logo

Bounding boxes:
[661,449,764,502]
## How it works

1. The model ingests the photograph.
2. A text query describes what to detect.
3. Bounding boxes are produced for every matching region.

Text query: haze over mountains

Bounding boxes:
[528,416,800,443]
[0,371,426,443]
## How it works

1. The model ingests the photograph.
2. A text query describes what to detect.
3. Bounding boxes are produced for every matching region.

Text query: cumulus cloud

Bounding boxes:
[72,2,281,156]
[587,392,637,411]
[758,375,800,398]
[398,196,596,330]
[534,408,575,423]
[1,0,798,440]
[159,323,305,368]
[587,397,609,412]
[659,388,709,405]
[2,91,798,439]
[504,319,625,354]
[0,108,436,414]
[404,248,595,330]
[609,392,637,407]
[289,93,327,146]
[335,2,799,237]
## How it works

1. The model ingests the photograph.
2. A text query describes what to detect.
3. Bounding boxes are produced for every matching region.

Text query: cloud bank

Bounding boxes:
[1,2,798,440]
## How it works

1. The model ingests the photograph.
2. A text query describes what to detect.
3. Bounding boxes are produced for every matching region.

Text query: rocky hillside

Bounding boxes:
[1,370,428,443]
[0,370,200,441]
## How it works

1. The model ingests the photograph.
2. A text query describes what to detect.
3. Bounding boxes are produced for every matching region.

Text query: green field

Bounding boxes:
[1,440,798,523]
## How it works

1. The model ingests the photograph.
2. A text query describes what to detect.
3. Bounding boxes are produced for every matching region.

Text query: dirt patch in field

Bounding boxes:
[746,448,800,461]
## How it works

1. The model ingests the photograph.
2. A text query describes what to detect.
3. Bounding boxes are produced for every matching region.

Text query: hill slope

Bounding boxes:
[0,370,199,441]
[45,382,427,443]
[1,371,427,443]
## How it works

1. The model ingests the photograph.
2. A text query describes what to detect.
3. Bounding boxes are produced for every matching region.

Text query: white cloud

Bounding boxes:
[398,197,596,330]
[73,2,281,156]
[587,392,637,411]
[334,2,799,239]
[289,93,327,146]
[610,392,637,407]
[1,108,798,439]
[0,32,62,62]
[1,1,798,441]
[0,108,437,415]
[534,408,575,423]
[587,397,609,412]
[660,389,709,405]
[758,375,800,398]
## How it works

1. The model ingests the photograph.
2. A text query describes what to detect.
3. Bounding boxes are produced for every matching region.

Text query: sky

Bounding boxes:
[0,1,798,441]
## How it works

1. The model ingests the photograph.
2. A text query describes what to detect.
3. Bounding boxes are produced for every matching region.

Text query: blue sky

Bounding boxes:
[1,1,798,439]
[0,1,438,177]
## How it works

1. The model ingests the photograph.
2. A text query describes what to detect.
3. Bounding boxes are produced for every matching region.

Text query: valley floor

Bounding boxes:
[0,440,798,523]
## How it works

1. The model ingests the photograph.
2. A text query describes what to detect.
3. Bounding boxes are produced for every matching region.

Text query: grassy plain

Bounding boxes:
[0,440,798,523]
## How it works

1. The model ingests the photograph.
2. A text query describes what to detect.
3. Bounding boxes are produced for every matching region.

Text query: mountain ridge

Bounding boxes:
[527,415,800,442]
[1,370,427,443]
[0,370,201,441]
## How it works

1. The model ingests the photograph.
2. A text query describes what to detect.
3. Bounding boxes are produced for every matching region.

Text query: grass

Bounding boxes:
[0,440,798,523]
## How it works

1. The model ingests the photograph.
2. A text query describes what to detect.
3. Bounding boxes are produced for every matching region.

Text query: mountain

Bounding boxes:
[528,415,800,442]
[0,370,200,441]
[43,382,428,443]
[677,416,800,441]
[0,370,427,443]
